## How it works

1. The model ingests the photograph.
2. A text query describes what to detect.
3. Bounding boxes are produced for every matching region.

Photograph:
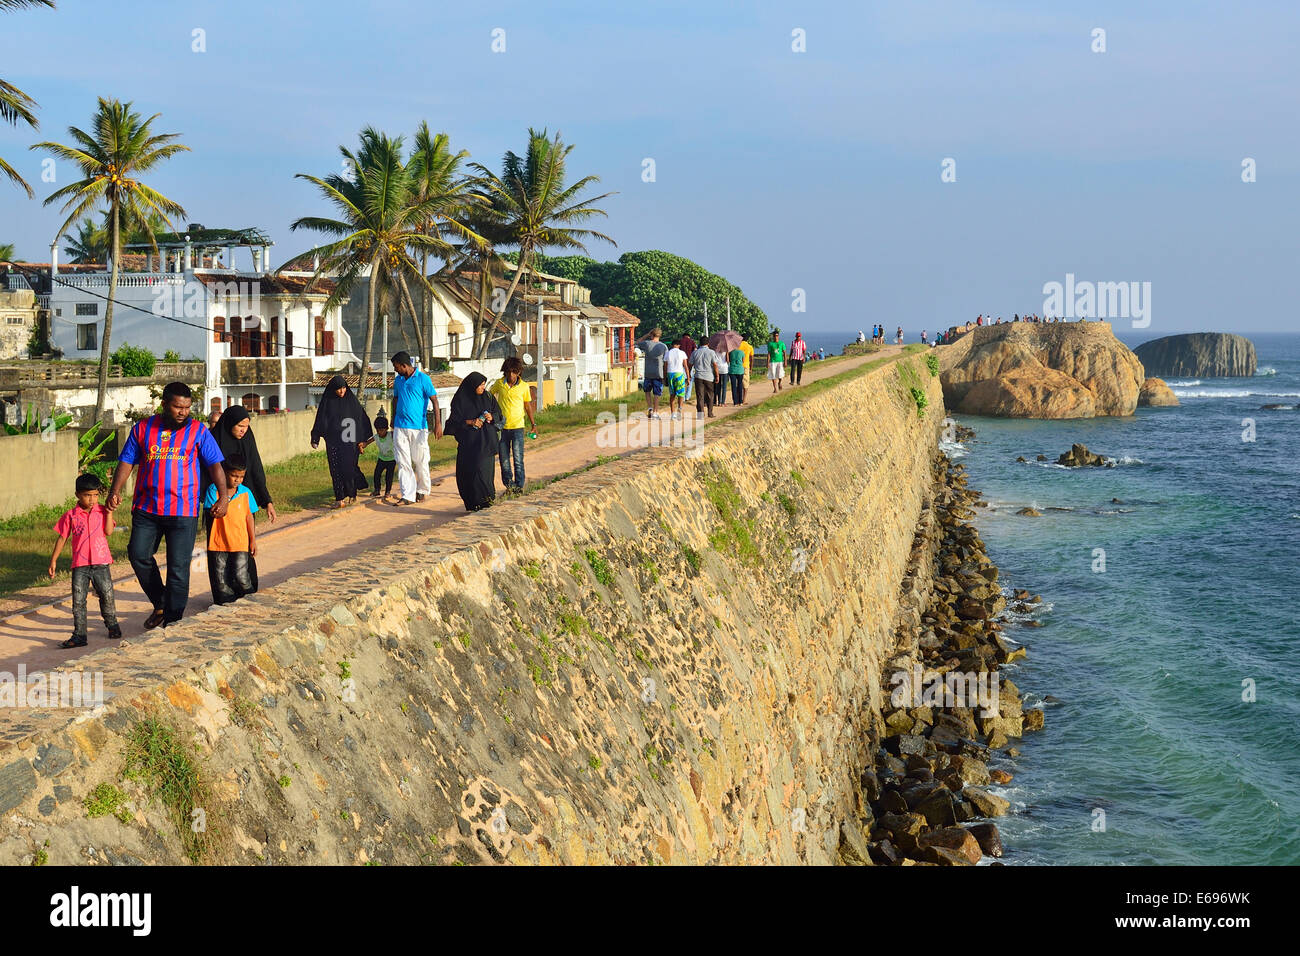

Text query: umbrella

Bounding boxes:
[707,330,742,354]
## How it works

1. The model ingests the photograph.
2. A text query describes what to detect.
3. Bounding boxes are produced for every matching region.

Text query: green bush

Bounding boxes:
[926,353,939,377]
[161,349,182,363]
[111,343,156,378]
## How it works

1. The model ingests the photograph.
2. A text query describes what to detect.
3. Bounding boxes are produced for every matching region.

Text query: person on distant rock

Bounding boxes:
[921,330,928,346]
[896,326,904,345]
[857,330,865,343]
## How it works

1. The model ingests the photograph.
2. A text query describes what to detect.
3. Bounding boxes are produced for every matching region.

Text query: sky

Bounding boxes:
[1,0,1298,337]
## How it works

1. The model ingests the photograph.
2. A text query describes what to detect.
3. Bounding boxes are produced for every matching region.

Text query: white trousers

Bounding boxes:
[393,427,431,501]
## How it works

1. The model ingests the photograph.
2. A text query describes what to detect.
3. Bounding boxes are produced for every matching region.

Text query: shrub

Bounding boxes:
[926,353,939,377]
[111,343,156,378]
[162,349,182,363]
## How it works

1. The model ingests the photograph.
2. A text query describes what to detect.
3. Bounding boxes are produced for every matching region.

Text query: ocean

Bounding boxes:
[937,332,1300,864]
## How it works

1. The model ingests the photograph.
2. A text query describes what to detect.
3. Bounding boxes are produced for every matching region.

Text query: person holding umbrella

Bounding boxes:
[705,329,743,407]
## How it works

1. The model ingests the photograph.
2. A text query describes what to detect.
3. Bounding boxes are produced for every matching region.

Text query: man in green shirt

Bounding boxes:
[766,333,787,393]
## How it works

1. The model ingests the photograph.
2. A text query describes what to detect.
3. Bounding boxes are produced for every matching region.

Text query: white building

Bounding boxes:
[47,228,358,417]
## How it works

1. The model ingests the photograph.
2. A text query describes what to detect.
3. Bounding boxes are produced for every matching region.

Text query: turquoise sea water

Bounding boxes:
[939,333,1300,865]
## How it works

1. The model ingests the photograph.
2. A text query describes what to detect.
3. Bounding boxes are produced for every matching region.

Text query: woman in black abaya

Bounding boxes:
[205,405,277,522]
[447,372,501,511]
[311,375,373,507]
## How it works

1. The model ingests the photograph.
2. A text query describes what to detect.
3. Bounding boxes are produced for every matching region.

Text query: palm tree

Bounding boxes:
[468,128,616,358]
[33,97,188,425]
[0,242,14,261]
[406,122,486,367]
[287,127,446,401]
[63,216,108,263]
[0,0,54,196]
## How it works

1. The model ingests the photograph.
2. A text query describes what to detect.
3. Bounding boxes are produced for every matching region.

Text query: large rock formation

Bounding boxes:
[1132,333,1256,378]
[937,322,1144,418]
[1138,377,1179,407]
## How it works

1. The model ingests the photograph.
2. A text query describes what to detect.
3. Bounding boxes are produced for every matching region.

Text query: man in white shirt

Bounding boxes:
[664,342,687,421]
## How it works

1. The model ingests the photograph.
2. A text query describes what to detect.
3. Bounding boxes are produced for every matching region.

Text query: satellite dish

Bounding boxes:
[521,353,534,365]
[510,332,521,346]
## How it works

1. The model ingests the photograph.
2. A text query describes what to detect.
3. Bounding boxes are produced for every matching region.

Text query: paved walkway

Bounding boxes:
[0,350,898,675]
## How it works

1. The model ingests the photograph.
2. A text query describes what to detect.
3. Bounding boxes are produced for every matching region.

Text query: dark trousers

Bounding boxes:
[498,428,526,490]
[695,377,715,416]
[208,550,258,605]
[730,373,744,404]
[715,375,728,405]
[790,359,804,384]
[128,510,199,624]
[373,458,396,495]
[71,564,118,637]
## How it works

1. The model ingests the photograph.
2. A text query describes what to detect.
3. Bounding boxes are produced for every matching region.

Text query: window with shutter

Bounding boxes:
[214,316,225,343]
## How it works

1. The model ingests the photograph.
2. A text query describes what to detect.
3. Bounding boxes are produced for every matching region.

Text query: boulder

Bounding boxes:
[939,321,1144,418]
[1138,377,1179,407]
[1133,332,1257,378]
[1056,443,1110,467]
[967,822,1004,858]
[876,812,927,853]
[1016,507,1042,517]
[965,787,1011,817]
[918,827,983,865]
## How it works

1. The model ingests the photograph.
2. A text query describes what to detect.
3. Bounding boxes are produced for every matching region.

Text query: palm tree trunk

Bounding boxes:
[399,273,426,361]
[476,245,528,360]
[94,204,120,427]
[419,248,430,368]
[358,254,381,403]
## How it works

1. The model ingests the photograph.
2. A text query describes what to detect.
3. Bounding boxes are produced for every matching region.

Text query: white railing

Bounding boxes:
[35,295,50,310]
[58,273,185,289]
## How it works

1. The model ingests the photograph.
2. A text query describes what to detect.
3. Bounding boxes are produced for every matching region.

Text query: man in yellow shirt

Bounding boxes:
[489,357,537,494]
[738,336,755,404]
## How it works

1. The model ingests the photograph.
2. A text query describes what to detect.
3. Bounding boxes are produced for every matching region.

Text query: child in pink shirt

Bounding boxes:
[48,474,121,648]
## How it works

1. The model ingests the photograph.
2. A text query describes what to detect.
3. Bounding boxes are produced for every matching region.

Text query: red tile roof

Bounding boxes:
[600,304,640,327]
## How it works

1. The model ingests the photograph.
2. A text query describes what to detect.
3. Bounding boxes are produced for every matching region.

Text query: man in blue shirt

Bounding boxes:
[389,350,442,506]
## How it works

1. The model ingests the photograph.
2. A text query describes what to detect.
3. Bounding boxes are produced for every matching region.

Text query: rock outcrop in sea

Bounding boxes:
[1138,377,1180,406]
[1133,332,1257,378]
[937,322,1145,419]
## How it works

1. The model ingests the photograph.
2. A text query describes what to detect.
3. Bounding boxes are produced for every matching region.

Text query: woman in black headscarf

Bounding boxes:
[446,372,501,511]
[206,405,277,522]
[311,375,373,507]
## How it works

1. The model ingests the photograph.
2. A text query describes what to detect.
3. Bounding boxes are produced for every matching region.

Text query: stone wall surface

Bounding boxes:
[0,430,78,517]
[0,354,944,866]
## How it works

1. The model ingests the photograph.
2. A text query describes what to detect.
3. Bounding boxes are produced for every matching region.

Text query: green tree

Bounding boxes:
[0,242,14,261]
[33,97,188,426]
[468,128,615,358]
[63,216,108,262]
[110,342,155,377]
[0,0,54,197]
[288,127,446,401]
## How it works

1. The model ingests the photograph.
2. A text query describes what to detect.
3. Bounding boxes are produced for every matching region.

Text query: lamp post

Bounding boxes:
[565,375,572,405]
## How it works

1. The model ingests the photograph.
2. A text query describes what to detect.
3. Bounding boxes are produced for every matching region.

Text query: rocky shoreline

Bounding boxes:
[844,440,1046,865]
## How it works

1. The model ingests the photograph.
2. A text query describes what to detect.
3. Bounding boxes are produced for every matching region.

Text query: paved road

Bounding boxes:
[0,349,899,675]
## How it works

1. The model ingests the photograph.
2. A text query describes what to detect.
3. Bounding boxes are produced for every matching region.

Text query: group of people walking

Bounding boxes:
[636,328,827,418]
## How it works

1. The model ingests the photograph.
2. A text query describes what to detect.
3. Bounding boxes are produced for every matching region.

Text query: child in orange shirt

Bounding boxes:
[202,454,259,605]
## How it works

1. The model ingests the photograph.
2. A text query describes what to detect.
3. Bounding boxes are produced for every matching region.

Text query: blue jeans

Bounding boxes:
[128,510,199,624]
[498,428,526,490]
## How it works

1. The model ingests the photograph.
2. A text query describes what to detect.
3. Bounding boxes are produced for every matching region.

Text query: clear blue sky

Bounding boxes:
[2,0,1297,335]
